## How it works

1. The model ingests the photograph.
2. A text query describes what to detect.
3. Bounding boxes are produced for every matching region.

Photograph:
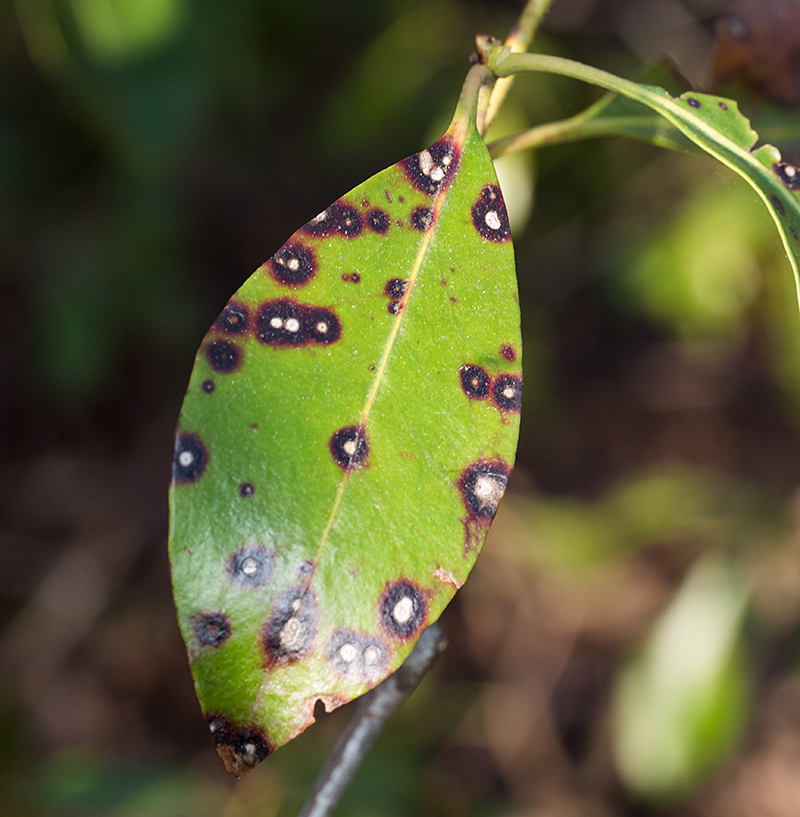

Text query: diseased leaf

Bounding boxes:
[168,65,520,777]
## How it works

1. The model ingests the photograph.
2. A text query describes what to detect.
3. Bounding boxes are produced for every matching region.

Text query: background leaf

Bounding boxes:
[492,52,800,302]
[168,66,521,776]
[612,558,750,800]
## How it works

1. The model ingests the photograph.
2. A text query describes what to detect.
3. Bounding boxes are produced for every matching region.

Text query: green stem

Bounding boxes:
[481,0,556,134]
[455,62,491,132]
[489,53,706,138]
[487,112,684,158]
[487,109,595,158]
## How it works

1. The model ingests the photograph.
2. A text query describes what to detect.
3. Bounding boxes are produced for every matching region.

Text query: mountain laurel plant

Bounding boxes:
[169,0,800,792]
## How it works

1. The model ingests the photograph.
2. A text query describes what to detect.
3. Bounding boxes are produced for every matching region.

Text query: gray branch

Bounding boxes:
[298,623,447,817]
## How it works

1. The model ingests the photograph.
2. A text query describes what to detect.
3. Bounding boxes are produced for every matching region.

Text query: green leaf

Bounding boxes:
[490,52,800,298]
[168,65,521,777]
[612,558,750,800]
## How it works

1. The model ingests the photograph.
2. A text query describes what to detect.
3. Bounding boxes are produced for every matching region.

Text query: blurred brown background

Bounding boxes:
[3,0,800,814]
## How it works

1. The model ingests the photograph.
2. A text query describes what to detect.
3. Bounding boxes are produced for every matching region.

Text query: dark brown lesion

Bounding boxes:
[254,299,342,347]
[329,425,369,470]
[205,339,242,373]
[411,207,433,232]
[492,375,522,412]
[499,344,517,362]
[268,242,317,286]
[302,200,364,237]
[459,364,490,399]
[458,459,512,556]
[171,432,208,484]
[458,459,510,526]
[400,136,459,196]
[206,715,274,778]
[471,184,511,242]
[367,209,391,234]
[215,302,250,334]
[774,162,800,191]
[193,612,232,647]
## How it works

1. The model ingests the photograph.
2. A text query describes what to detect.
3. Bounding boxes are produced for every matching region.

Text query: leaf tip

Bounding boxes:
[206,715,274,778]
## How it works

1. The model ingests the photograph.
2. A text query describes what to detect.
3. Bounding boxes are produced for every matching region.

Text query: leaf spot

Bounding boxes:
[268,243,316,286]
[411,206,433,232]
[367,209,390,234]
[263,587,318,665]
[201,379,215,394]
[500,344,517,361]
[193,612,231,647]
[302,201,363,238]
[401,137,459,195]
[774,162,800,191]
[686,97,701,108]
[472,184,510,241]
[337,203,363,237]
[379,581,427,639]
[238,482,254,498]
[172,433,208,484]
[492,374,522,412]
[330,425,369,470]
[256,300,341,347]
[327,629,388,682]
[228,545,273,588]
[205,716,273,778]
[216,303,249,334]
[459,364,490,399]
[206,339,242,373]
[385,278,408,298]
[459,460,510,521]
